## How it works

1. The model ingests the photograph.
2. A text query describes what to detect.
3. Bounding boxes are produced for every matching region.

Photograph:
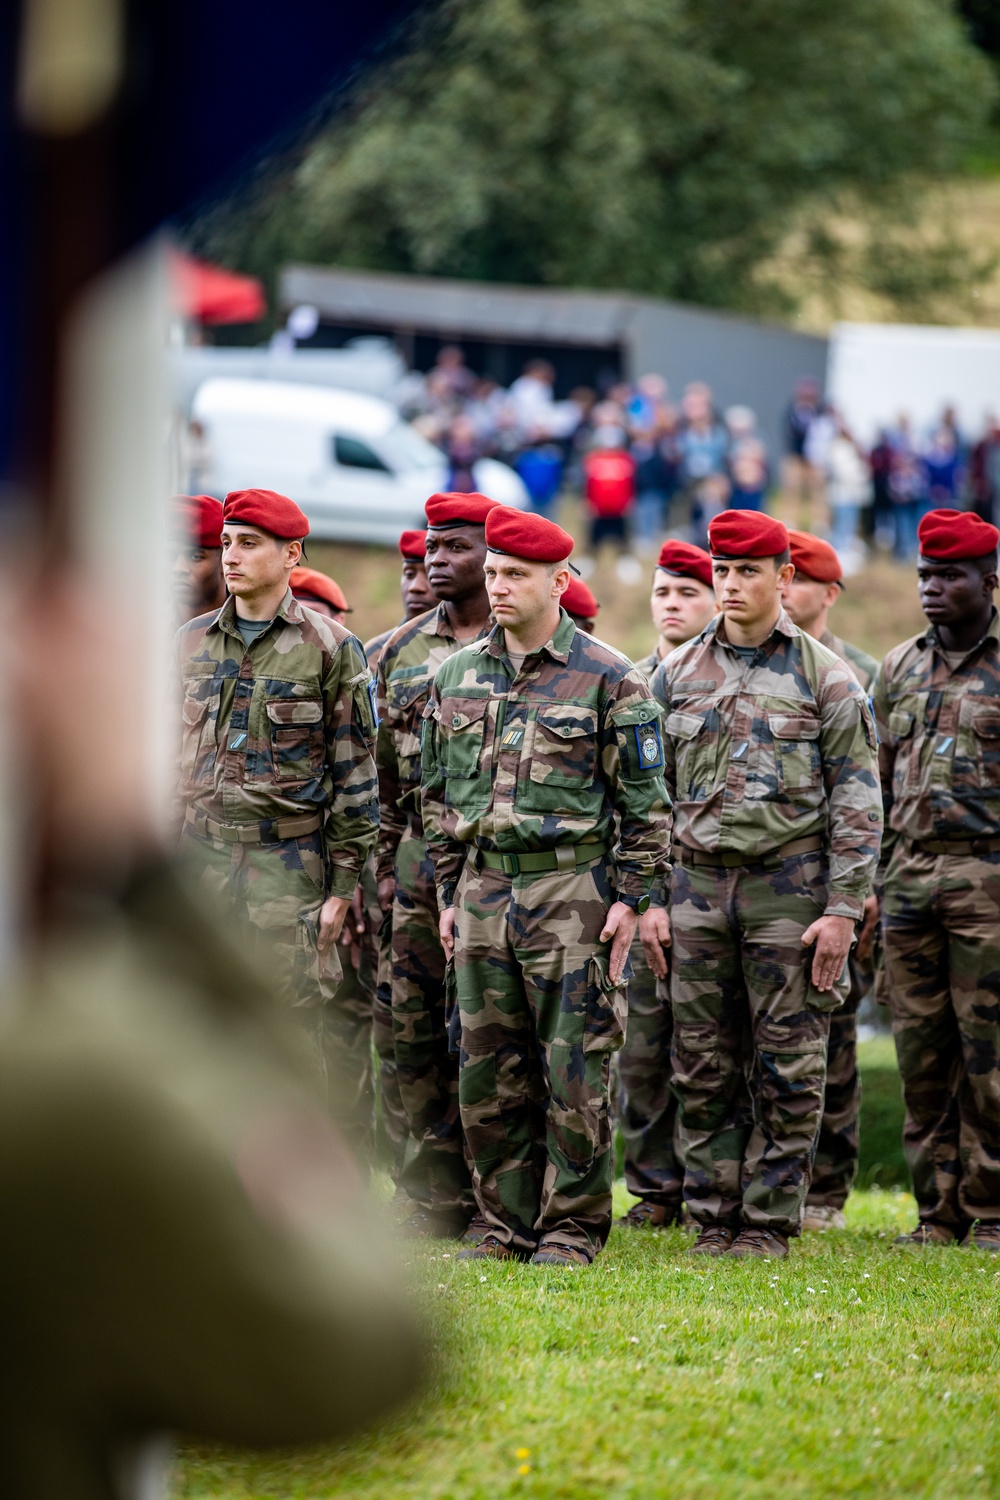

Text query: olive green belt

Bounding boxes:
[674,834,823,872]
[911,836,1000,858]
[474,839,610,877]
[185,809,323,845]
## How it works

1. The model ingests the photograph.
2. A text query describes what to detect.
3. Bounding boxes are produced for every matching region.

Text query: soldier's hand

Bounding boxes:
[855,894,880,962]
[639,906,672,980]
[601,902,638,986]
[377,877,395,915]
[318,895,351,957]
[439,906,456,961]
[801,913,856,993]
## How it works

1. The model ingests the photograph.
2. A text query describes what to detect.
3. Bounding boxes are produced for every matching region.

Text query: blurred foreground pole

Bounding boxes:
[0,2,428,1496]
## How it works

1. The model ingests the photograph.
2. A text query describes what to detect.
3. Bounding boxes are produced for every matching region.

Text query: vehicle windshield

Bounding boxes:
[379,420,444,472]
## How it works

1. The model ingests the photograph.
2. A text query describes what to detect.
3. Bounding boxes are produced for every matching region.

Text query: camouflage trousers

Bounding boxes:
[179,828,374,1156]
[883,843,1000,1230]
[617,934,682,1207]
[806,958,867,1210]
[360,855,409,1179]
[669,848,842,1236]
[392,828,474,1216]
[453,855,627,1260]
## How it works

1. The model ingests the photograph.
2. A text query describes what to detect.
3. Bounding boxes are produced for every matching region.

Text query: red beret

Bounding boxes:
[485,506,574,564]
[289,566,349,613]
[709,510,789,559]
[656,539,713,590]
[399,529,427,560]
[425,492,500,529]
[223,488,310,540]
[173,493,223,549]
[562,575,599,619]
[788,529,842,585]
[918,508,1000,561]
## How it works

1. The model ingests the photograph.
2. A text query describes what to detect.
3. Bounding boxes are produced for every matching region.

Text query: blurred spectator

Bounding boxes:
[824,419,871,568]
[677,383,729,489]
[970,413,1000,524]
[582,425,636,554]
[690,472,731,549]
[427,345,475,409]
[783,375,822,526]
[888,415,925,561]
[444,413,483,493]
[514,441,565,515]
[867,428,893,546]
[632,408,681,554]
[922,420,964,508]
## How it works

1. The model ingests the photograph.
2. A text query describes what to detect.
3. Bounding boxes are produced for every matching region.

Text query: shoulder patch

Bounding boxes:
[634,721,664,771]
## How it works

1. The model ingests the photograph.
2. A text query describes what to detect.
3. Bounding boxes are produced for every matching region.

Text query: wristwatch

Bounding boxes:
[620,893,651,914]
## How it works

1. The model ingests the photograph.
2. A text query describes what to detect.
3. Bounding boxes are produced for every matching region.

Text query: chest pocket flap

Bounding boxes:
[531,705,597,786]
[973,708,1000,739]
[768,713,820,741]
[442,697,489,777]
[266,699,324,725]
[665,710,703,741]
[388,676,426,715]
[888,708,915,738]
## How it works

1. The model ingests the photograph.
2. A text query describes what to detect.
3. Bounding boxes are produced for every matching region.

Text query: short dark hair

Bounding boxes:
[976,549,999,577]
[773,548,791,569]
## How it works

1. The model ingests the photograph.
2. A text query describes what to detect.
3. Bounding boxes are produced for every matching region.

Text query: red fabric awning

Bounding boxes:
[170,251,267,325]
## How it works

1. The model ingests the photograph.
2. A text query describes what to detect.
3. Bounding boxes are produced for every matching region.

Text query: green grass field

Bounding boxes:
[178,1042,1000,1500]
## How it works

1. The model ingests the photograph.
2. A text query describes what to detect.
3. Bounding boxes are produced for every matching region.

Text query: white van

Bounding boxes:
[190,378,529,543]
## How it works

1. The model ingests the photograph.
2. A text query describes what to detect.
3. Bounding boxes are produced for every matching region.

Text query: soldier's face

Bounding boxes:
[401,560,437,618]
[917,556,997,627]
[712,557,793,629]
[651,569,717,646]
[221,525,300,599]
[424,526,489,601]
[172,547,223,617]
[485,553,567,629]
[781,572,840,632]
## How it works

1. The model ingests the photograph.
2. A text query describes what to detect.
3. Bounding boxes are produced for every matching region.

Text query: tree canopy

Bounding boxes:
[192,0,997,319]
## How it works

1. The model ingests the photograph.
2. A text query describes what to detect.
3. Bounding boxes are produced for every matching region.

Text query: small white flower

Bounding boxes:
[480,1275,488,1283]
[814,1372,823,1381]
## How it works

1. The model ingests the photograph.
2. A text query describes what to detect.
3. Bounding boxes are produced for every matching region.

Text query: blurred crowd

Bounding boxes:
[403,348,1000,579]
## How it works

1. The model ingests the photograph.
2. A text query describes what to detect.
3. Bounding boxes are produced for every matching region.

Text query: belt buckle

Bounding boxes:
[501,852,520,876]
[720,850,743,869]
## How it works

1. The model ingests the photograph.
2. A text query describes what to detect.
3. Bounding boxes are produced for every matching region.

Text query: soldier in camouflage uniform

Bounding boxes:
[364,530,437,1179]
[376,497,498,1236]
[422,508,670,1266]
[782,530,880,1231]
[873,508,1000,1250]
[172,493,226,625]
[176,488,379,1154]
[620,540,717,1229]
[649,510,881,1259]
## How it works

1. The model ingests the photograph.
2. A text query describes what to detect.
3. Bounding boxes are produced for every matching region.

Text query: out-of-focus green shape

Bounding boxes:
[0,863,425,1500]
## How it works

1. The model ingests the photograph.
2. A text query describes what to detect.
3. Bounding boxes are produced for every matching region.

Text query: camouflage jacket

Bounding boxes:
[634,646,664,684]
[364,624,401,670]
[651,608,881,920]
[375,603,491,885]
[820,627,879,693]
[872,609,1000,861]
[175,591,379,899]
[420,610,671,907]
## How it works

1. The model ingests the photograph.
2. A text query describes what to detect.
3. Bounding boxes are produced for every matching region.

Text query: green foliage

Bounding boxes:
[192,0,996,318]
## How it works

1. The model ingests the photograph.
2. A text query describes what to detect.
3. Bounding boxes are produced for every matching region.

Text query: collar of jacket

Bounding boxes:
[210,586,298,640]
[917,605,1000,654]
[484,606,576,666]
[707,604,798,653]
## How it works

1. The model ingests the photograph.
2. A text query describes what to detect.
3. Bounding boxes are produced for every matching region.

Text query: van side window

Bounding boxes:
[333,435,390,472]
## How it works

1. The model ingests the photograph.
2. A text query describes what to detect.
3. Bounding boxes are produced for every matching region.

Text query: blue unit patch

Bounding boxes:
[368,678,380,729]
[634,722,663,771]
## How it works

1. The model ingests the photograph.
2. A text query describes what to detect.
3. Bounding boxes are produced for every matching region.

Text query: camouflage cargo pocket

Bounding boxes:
[440,699,492,817]
[665,708,714,800]
[293,910,343,1006]
[959,696,1000,792]
[266,698,325,783]
[180,678,220,789]
[584,953,629,1054]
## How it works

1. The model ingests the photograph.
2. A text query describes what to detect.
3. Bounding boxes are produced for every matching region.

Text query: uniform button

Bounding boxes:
[639,710,649,720]
[452,715,462,727]
[561,726,571,736]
